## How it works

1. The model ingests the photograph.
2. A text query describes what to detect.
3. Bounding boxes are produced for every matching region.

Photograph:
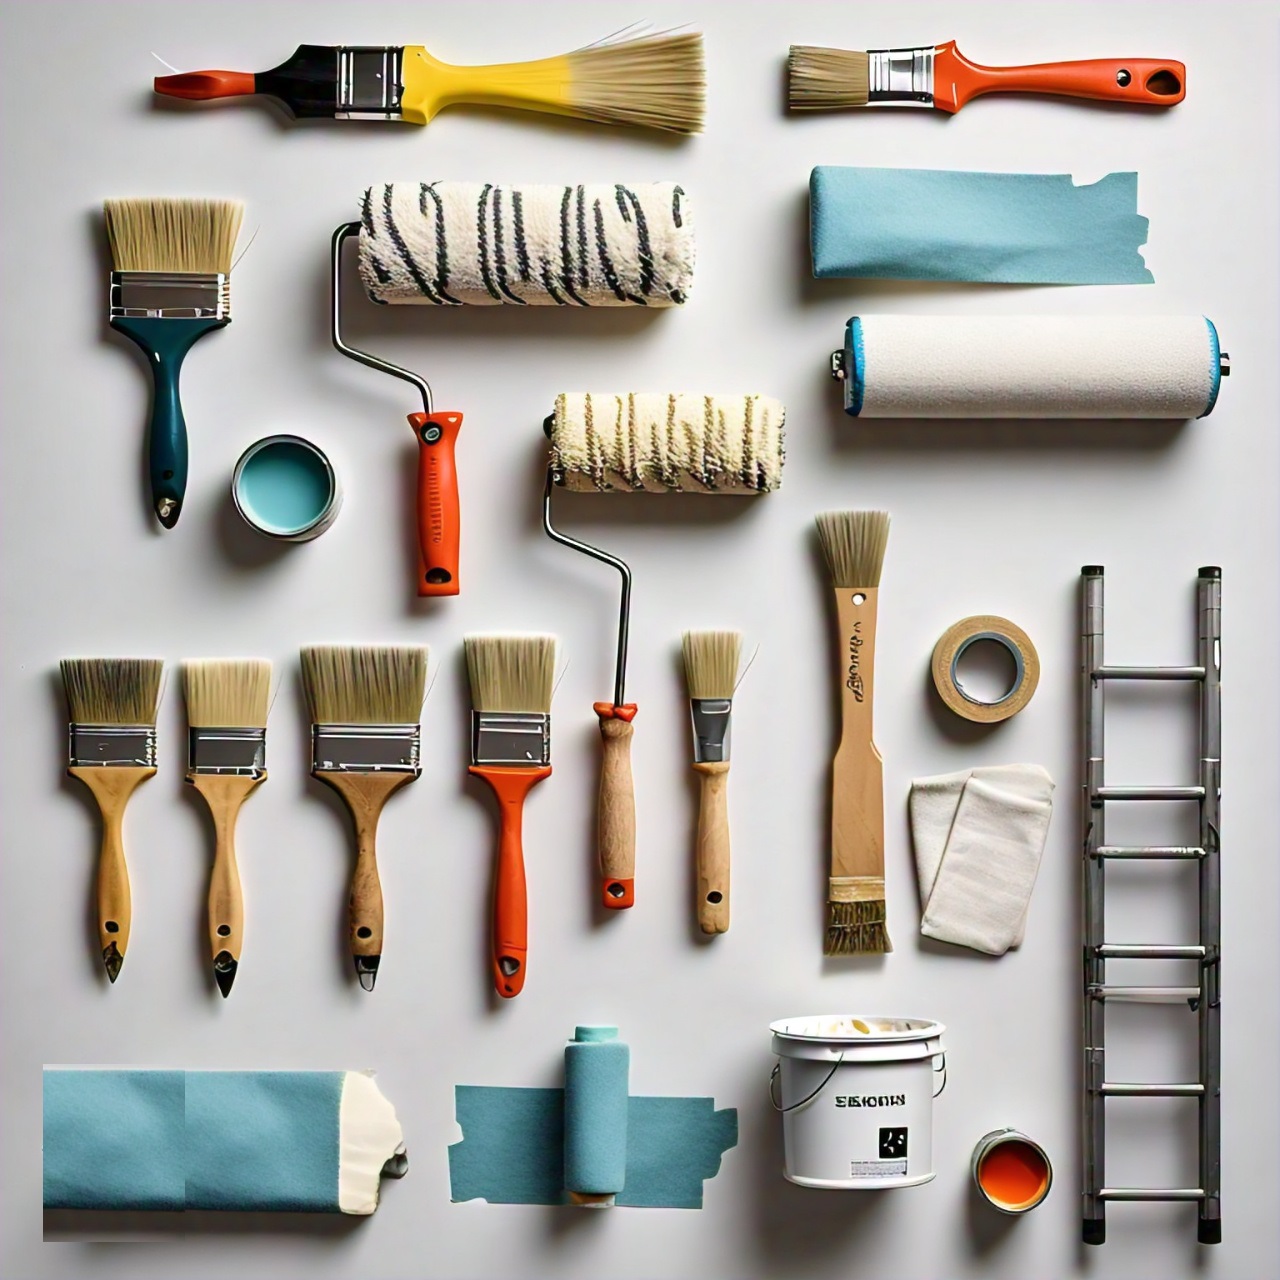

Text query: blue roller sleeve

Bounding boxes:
[110,316,227,528]
[563,1026,629,1196]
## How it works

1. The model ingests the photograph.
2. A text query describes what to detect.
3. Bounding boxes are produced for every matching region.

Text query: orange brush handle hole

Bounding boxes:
[409,411,462,598]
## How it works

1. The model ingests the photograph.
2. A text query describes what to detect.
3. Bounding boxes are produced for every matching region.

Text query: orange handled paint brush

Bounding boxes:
[464,634,556,999]
[789,42,1184,113]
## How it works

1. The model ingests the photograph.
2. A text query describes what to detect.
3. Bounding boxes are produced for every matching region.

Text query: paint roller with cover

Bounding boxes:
[564,1026,629,1207]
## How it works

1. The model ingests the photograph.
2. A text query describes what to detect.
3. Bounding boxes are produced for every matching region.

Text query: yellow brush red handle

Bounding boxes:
[935,42,1185,113]
[408,411,462,597]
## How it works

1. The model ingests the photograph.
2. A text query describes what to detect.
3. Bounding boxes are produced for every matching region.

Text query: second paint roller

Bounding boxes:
[333,183,695,596]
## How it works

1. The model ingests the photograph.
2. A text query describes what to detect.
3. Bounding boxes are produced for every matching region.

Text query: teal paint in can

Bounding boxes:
[232,436,341,541]
[563,1025,629,1206]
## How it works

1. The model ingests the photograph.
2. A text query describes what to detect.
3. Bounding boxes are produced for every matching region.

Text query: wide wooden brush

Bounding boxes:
[464,634,556,999]
[183,659,271,997]
[301,645,427,991]
[60,658,164,982]
[816,511,891,955]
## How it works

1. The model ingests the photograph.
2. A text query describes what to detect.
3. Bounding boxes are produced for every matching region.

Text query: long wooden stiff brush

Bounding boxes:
[815,511,892,955]
[788,46,870,110]
[183,659,271,997]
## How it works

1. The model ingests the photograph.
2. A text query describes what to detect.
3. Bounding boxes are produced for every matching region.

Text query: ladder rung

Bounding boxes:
[1094,786,1205,801]
[1093,665,1205,681]
[1089,985,1200,1002]
[1100,1187,1205,1202]
[1093,845,1205,860]
[1094,944,1206,959]
[1100,1082,1204,1097]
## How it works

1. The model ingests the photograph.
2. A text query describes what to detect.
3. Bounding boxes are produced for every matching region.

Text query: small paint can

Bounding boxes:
[232,435,341,542]
[972,1129,1052,1213]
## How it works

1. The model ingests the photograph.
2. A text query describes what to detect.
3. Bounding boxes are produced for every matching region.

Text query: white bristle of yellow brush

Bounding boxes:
[565,32,706,134]
[816,510,891,587]
[681,630,742,701]
[103,198,244,275]
[183,659,271,728]
[788,46,870,110]
[552,392,786,493]
[60,658,163,725]
[300,646,428,725]
[465,635,557,713]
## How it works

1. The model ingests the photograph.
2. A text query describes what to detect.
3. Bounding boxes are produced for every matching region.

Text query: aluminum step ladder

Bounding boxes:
[1080,565,1221,1246]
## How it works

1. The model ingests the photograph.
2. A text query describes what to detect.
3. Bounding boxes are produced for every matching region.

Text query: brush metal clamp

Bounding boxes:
[68,725,157,768]
[110,272,230,319]
[471,712,551,767]
[336,47,404,119]
[187,726,266,776]
[867,47,935,105]
[690,699,732,763]
[311,724,421,773]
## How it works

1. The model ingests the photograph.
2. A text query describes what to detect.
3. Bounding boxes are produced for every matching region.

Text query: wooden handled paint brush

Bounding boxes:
[789,42,1185,113]
[182,659,270,998]
[681,630,742,935]
[300,646,428,991]
[155,32,705,134]
[60,658,163,982]
[816,511,891,955]
[104,199,243,528]
[464,634,556,999]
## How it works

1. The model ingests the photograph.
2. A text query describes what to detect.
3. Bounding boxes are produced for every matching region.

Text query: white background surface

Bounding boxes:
[3,2,1278,1277]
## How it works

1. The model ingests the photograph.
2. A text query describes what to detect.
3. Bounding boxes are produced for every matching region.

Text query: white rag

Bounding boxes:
[909,764,1055,956]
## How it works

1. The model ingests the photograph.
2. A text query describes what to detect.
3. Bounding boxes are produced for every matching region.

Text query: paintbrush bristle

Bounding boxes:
[60,658,163,726]
[788,46,870,109]
[816,510,890,588]
[103,198,244,274]
[681,630,742,700]
[564,32,705,134]
[183,659,271,728]
[300,646,427,725]
[824,900,892,955]
[464,634,557,713]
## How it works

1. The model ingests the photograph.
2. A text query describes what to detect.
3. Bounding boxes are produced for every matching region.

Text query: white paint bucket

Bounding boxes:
[769,1015,946,1189]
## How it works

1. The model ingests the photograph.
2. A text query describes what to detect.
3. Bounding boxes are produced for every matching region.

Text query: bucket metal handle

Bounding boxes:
[768,1053,846,1113]
[933,1052,947,1099]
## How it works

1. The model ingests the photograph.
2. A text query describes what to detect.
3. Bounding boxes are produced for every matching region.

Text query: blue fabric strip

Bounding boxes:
[811,166,1153,285]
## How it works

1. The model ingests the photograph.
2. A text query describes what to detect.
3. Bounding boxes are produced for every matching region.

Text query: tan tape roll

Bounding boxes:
[931,616,1039,723]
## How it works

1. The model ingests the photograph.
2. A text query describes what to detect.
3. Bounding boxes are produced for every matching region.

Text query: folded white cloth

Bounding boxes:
[910,764,1055,955]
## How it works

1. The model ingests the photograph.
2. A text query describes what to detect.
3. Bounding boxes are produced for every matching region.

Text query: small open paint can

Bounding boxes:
[232,435,341,541]
[972,1129,1052,1213]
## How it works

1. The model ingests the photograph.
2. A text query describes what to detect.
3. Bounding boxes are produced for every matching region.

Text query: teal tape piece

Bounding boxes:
[448,1086,738,1208]
[810,166,1153,284]
[43,1069,345,1212]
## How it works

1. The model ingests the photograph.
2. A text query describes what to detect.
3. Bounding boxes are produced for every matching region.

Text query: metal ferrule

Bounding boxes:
[188,726,266,777]
[110,271,230,320]
[867,47,936,105]
[471,712,551,768]
[311,724,420,774]
[68,724,157,768]
[690,698,732,764]
[336,46,404,119]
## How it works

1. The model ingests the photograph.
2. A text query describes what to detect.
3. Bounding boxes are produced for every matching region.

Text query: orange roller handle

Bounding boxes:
[470,765,551,999]
[934,42,1185,113]
[408,411,462,597]
[154,70,257,100]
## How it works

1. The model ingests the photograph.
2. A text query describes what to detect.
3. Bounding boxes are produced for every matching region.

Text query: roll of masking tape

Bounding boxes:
[931,616,1039,723]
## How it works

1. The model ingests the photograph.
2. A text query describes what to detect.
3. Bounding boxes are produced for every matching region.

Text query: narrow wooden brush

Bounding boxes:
[60,658,164,982]
[681,630,742,935]
[816,511,891,955]
[301,645,428,991]
[183,659,271,998]
[464,634,556,998]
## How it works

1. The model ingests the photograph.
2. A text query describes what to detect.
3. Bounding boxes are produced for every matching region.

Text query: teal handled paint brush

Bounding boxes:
[104,198,243,527]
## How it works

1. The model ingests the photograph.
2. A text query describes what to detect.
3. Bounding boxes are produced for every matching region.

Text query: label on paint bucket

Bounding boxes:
[850,1160,907,1177]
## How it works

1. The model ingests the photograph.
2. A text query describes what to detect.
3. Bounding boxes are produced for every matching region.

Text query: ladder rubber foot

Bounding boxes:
[1198,1218,1222,1245]
[1083,1219,1106,1246]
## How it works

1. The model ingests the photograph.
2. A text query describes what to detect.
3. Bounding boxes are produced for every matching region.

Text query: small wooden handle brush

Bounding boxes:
[301,646,428,991]
[60,658,163,982]
[182,659,270,997]
[816,511,891,955]
[681,630,742,935]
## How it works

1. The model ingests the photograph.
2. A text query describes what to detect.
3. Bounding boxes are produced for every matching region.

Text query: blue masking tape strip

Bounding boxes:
[1201,317,1222,417]
[810,166,1154,285]
[448,1086,738,1208]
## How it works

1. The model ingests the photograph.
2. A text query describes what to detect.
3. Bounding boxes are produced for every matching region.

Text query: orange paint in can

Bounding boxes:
[972,1129,1052,1213]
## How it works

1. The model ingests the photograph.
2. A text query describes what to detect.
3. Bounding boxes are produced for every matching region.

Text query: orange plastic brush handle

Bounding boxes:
[470,765,551,999]
[934,42,1185,113]
[408,411,462,597]
[154,71,256,100]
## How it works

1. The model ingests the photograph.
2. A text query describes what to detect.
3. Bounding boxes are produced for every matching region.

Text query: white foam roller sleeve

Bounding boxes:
[839,316,1224,419]
[359,182,694,307]
[551,392,785,493]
